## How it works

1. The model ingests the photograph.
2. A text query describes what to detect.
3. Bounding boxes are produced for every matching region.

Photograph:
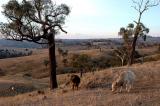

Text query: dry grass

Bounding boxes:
[0,48,160,106]
[0,60,160,106]
[0,48,113,80]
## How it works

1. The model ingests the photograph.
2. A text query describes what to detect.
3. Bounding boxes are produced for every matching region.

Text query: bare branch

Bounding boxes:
[132,0,160,14]
[6,38,48,44]
[131,6,139,12]
[132,0,142,11]
[0,0,69,45]
[56,25,67,33]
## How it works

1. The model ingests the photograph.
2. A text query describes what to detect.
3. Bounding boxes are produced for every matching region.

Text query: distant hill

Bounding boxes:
[0,36,159,48]
[0,39,41,48]
[60,36,160,46]
[108,36,160,44]
[137,36,160,44]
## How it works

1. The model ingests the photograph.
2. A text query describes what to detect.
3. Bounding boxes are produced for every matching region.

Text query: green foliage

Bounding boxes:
[0,48,32,59]
[119,23,149,43]
[113,46,129,66]
[134,50,142,58]
[114,47,128,57]
[0,0,70,43]
[62,50,68,58]
[86,41,93,49]
[119,22,149,65]
[71,54,91,69]
[62,58,68,66]
[70,54,117,72]
[58,48,63,55]
[58,48,68,59]
[0,0,71,89]
[43,59,49,68]
[95,56,112,68]
[56,67,77,74]
[0,68,6,76]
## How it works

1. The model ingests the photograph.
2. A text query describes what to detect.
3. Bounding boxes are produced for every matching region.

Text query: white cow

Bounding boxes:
[112,70,136,93]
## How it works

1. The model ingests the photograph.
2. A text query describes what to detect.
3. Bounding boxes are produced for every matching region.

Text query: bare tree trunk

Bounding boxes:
[128,11,142,65]
[99,47,102,52]
[129,35,138,65]
[48,34,58,89]
[80,68,83,77]
[121,59,124,66]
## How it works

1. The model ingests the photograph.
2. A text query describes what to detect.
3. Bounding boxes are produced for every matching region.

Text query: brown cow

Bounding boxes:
[69,74,81,90]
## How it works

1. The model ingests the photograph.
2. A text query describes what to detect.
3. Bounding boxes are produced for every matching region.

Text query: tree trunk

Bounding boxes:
[48,34,58,89]
[129,35,138,65]
[121,58,124,66]
[80,68,83,77]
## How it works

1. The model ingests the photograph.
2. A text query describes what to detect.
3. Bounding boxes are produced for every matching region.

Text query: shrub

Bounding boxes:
[23,73,32,77]
[62,58,68,66]
[0,68,5,76]
[57,67,77,74]
[143,54,160,62]
[43,59,49,68]
[134,50,142,58]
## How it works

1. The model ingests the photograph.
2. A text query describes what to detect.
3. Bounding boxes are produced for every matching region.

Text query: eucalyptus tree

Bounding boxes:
[119,0,159,65]
[113,47,128,66]
[0,0,70,89]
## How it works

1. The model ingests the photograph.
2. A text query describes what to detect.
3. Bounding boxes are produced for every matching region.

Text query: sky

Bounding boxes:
[0,0,160,39]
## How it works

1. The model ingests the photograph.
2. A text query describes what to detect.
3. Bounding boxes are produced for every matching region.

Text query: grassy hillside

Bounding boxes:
[0,60,160,106]
[0,48,160,105]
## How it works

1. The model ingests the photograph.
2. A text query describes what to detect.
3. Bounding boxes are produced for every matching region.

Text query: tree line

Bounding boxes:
[0,48,32,59]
